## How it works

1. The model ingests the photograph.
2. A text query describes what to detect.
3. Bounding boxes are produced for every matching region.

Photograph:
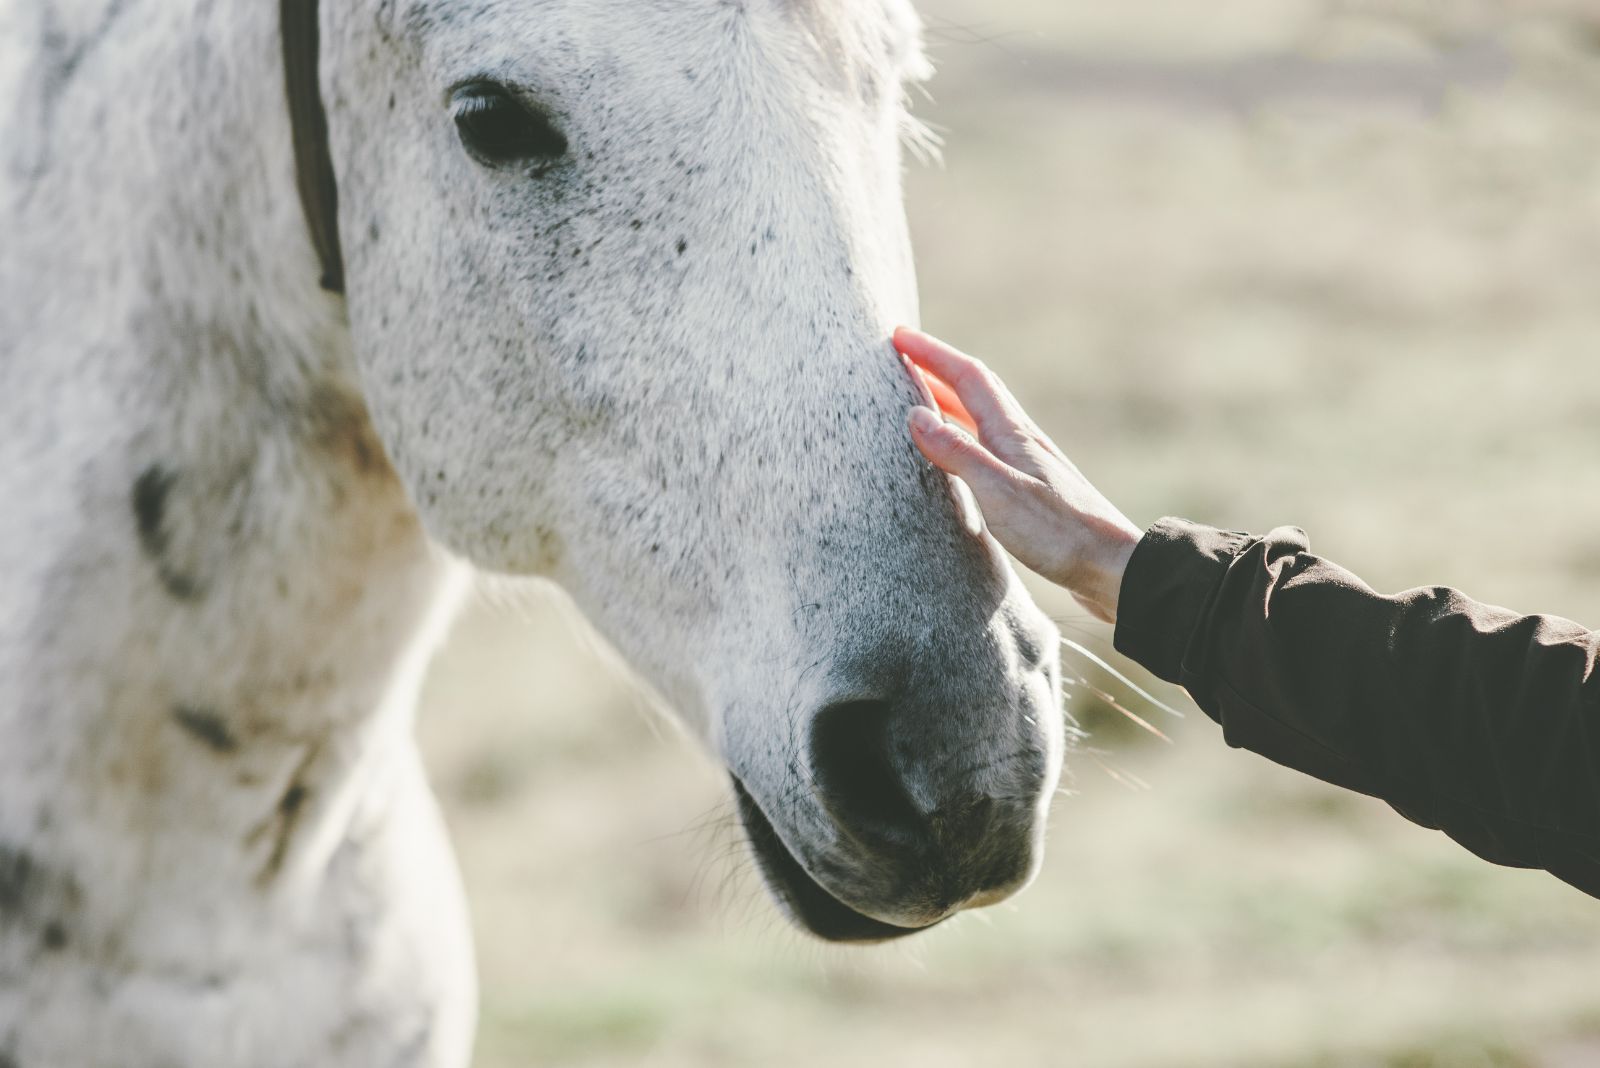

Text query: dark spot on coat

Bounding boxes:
[676,238,688,255]
[131,466,173,559]
[0,846,35,917]
[255,772,313,884]
[172,705,238,754]
[131,466,204,601]
[0,1047,18,1068]
[0,845,80,943]
[15,0,133,186]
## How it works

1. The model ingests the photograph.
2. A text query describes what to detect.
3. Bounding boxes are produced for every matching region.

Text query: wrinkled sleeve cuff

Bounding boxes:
[1112,517,1254,685]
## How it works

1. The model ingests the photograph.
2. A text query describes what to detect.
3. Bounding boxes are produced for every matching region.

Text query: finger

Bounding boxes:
[901,353,979,437]
[893,327,1031,446]
[908,406,1024,504]
[899,352,938,409]
[921,370,980,437]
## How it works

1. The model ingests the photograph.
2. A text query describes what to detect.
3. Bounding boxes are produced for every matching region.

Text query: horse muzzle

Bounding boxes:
[732,666,1061,942]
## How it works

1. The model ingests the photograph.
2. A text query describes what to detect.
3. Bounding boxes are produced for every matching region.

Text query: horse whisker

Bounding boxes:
[1086,751,1151,793]
[1059,637,1186,719]
[1079,682,1172,744]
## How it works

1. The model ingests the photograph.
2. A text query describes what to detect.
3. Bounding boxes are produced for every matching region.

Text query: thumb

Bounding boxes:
[908,406,1024,504]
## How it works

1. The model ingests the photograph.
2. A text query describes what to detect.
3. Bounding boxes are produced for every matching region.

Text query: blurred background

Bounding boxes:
[418,2,1600,1065]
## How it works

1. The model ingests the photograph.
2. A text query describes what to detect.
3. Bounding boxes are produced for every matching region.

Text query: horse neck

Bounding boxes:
[0,0,457,849]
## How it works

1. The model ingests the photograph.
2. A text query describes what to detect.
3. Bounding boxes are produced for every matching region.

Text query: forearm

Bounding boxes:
[1115,518,1600,894]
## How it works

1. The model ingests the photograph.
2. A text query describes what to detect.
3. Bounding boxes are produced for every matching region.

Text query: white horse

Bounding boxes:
[0,0,1065,1064]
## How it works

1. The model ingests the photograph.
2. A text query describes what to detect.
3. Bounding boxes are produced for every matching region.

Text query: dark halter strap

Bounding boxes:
[281,0,346,294]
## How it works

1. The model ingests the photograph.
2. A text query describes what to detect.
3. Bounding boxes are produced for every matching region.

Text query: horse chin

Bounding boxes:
[731,778,939,944]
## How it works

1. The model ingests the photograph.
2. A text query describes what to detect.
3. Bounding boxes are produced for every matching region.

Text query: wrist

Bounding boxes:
[1069,518,1141,623]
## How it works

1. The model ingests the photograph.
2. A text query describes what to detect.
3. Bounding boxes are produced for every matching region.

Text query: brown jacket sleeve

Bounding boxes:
[1113,517,1600,900]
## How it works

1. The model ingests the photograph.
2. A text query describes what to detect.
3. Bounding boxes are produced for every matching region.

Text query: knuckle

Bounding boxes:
[952,356,986,384]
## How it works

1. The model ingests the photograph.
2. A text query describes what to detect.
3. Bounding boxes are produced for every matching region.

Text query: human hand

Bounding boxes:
[895,327,1143,624]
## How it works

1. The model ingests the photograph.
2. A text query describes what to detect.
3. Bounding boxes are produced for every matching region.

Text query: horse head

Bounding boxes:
[322,0,1065,941]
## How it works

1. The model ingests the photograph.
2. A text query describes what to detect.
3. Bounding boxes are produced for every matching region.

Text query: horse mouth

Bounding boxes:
[731,777,936,943]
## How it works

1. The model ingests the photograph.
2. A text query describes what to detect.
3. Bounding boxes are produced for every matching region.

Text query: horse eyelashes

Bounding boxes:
[450,82,568,168]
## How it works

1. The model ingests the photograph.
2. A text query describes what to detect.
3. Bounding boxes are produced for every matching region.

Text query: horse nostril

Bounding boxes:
[809,699,925,850]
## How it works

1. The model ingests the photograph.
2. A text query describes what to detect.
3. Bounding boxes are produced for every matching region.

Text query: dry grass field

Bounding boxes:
[417,3,1600,1065]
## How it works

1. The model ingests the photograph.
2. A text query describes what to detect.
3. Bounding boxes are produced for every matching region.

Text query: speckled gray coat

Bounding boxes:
[0,0,1064,1064]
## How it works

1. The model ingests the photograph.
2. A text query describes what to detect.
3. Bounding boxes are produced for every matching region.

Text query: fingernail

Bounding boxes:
[909,406,941,433]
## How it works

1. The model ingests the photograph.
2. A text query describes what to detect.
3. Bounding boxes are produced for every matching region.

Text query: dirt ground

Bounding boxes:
[416,4,1600,1065]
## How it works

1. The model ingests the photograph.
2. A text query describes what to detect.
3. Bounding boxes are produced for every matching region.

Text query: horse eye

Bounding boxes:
[450,83,568,169]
